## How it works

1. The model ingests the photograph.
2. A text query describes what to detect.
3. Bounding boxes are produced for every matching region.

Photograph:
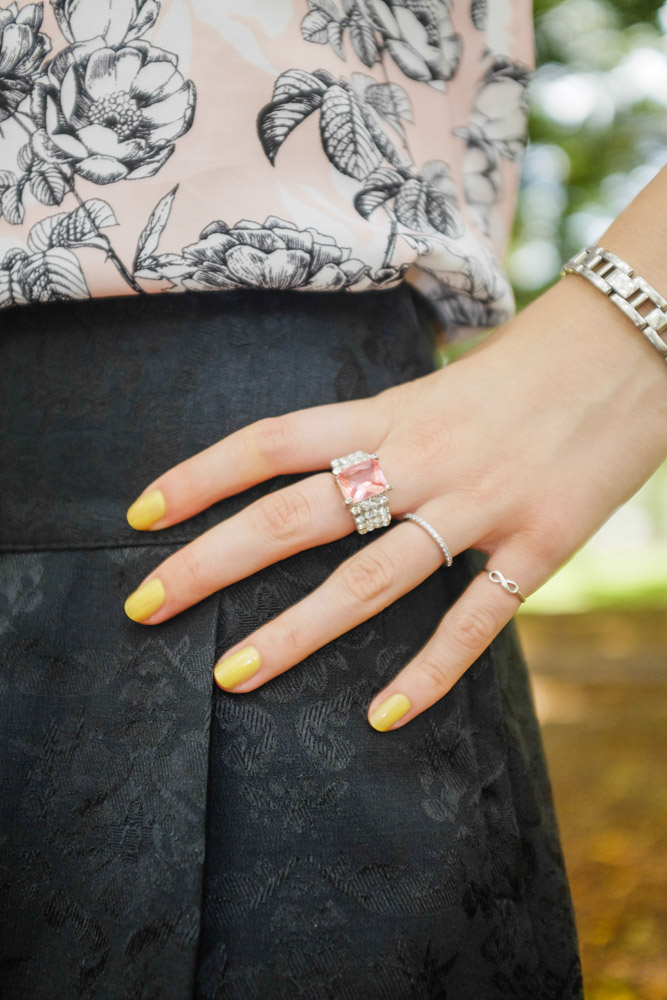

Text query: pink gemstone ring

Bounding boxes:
[330,450,393,534]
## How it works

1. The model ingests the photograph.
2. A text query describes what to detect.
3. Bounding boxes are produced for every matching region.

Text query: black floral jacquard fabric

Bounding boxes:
[0,0,534,331]
[0,285,584,998]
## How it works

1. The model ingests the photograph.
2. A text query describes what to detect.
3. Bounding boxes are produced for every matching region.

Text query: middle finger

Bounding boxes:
[123,471,354,624]
[211,503,482,693]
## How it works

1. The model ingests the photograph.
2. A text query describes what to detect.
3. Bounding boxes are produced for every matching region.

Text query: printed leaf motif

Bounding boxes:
[19,248,90,302]
[385,38,432,82]
[471,0,487,29]
[366,0,399,35]
[273,69,329,102]
[308,0,342,16]
[17,145,33,172]
[425,186,457,234]
[0,250,29,309]
[258,70,328,165]
[353,167,403,218]
[1,185,24,225]
[393,177,458,234]
[29,165,68,206]
[301,10,331,43]
[327,19,345,59]
[134,186,178,269]
[27,199,118,253]
[0,170,17,214]
[319,85,383,180]
[363,81,413,136]
[349,18,379,66]
[394,177,429,229]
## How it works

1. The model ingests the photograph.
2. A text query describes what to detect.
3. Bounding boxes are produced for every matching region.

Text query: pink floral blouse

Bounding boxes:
[0,0,534,329]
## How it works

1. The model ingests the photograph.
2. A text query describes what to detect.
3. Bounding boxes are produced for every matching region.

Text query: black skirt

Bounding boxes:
[0,284,583,999]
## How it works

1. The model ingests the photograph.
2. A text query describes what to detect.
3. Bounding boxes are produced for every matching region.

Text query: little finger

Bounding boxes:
[366,547,537,731]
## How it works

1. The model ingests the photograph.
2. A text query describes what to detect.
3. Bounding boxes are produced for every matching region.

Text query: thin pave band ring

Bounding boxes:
[401,513,453,567]
[487,569,526,603]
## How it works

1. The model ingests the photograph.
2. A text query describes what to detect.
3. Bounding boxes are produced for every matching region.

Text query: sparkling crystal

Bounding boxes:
[336,457,388,504]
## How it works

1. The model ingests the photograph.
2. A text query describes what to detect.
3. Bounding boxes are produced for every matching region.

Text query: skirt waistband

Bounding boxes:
[0,285,440,551]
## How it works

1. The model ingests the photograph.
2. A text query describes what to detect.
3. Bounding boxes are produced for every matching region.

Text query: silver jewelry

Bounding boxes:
[331,450,392,534]
[487,569,526,603]
[561,246,667,360]
[401,513,453,566]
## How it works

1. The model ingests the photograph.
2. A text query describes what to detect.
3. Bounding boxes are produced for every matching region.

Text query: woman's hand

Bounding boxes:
[122,264,667,732]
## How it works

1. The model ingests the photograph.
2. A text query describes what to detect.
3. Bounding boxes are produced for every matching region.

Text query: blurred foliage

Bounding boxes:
[510,0,667,306]
[501,0,667,613]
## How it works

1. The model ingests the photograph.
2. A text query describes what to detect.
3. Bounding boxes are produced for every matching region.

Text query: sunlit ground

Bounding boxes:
[517,605,667,999]
[513,455,667,999]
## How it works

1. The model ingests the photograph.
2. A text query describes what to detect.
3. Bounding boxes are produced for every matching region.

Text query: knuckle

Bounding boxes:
[339,552,395,607]
[253,488,312,543]
[404,420,448,466]
[448,604,497,653]
[520,507,568,564]
[249,416,294,466]
[418,654,456,690]
[177,544,204,593]
[273,615,303,659]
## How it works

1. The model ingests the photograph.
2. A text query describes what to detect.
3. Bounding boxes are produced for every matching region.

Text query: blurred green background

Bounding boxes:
[501,4,667,998]
[511,0,667,614]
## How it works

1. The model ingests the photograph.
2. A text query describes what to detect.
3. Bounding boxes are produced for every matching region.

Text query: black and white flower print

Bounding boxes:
[0,0,531,321]
[0,196,117,306]
[256,0,531,326]
[0,2,50,123]
[470,0,486,30]
[258,68,460,241]
[51,0,159,44]
[135,214,371,292]
[301,0,462,89]
[30,37,195,183]
[454,55,531,235]
[0,0,198,305]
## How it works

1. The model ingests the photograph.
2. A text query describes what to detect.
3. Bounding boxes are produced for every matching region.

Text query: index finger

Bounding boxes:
[126,394,388,531]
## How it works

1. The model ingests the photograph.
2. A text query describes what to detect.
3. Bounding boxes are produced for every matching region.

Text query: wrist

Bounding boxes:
[501,267,667,416]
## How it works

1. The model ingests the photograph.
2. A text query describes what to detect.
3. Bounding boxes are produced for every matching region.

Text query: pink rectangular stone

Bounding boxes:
[337,457,388,503]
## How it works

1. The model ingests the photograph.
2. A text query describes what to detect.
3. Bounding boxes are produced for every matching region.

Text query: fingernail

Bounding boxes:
[369,693,411,732]
[214,645,261,690]
[126,489,166,530]
[124,578,166,623]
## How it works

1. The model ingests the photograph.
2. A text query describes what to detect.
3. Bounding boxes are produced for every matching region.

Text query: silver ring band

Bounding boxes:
[401,513,453,567]
[487,569,526,603]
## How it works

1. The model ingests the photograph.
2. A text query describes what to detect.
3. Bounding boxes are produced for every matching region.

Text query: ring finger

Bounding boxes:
[209,501,484,695]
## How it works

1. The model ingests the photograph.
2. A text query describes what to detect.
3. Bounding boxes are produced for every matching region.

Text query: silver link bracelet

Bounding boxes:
[561,246,667,361]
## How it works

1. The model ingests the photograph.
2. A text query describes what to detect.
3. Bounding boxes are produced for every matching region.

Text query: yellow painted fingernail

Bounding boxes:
[369,693,411,732]
[214,645,261,689]
[126,489,166,530]
[124,578,166,623]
